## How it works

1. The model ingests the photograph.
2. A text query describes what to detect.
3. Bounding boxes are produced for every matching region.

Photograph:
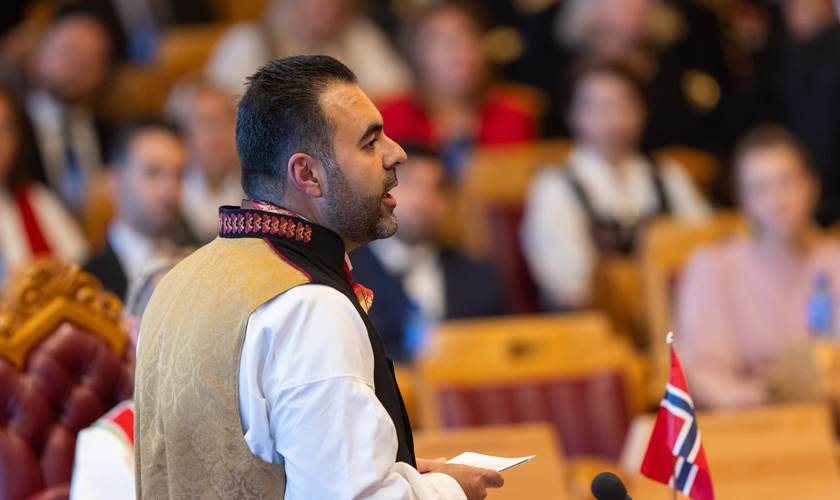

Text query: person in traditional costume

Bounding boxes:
[520,60,710,311]
[134,55,503,500]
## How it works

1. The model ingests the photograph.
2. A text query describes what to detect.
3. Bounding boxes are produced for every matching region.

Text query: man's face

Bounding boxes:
[35,16,111,104]
[317,83,406,246]
[783,0,836,41]
[415,7,487,98]
[185,89,238,179]
[286,0,352,43]
[117,130,187,237]
[392,156,450,245]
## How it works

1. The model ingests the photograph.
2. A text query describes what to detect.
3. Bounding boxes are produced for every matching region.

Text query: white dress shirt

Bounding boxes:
[367,238,446,323]
[70,421,135,500]
[108,220,179,285]
[239,283,466,499]
[180,166,245,243]
[520,146,710,308]
[26,90,102,204]
[0,184,89,281]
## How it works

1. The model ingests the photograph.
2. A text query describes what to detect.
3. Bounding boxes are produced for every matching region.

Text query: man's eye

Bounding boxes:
[365,138,378,149]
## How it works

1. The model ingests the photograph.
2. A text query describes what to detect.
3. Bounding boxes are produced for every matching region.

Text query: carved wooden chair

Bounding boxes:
[0,260,134,500]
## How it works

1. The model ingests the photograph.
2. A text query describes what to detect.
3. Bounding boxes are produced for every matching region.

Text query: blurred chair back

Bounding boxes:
[449,139,572,313]
[157,23,228,88]
[0,261,134,500]
[80,172,115,252]
[415,313,645,462]
[651,146,721,199]
[208,0,267,21]
[628,404,840,500]
[638,211,750,402]
[413,423,570,500]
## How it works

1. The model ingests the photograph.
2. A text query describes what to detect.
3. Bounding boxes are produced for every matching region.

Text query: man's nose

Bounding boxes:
[384,135,407,169]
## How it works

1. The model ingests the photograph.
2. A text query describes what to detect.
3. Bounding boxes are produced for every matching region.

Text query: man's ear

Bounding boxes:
[287,153,325,198]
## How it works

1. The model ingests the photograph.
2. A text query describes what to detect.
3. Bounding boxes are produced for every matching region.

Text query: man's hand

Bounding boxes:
[428,463,504,500]
[416,457,447,473]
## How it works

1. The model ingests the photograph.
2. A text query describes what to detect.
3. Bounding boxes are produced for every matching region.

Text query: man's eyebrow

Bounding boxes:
[358,123,384,144]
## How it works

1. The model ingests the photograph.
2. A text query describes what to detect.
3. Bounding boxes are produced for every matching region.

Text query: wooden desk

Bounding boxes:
[413,423,570,500]
[630,405,840,500]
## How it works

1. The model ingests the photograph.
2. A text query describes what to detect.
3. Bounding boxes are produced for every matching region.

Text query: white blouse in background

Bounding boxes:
[520,146,711,308]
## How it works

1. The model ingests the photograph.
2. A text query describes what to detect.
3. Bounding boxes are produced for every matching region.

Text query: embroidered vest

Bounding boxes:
[564,157,672,255]
[135,208,415,500]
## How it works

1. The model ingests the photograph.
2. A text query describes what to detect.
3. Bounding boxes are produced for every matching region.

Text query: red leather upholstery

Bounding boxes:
[484,205,539,314]
[0,323,134,500]
[436,373,631,461]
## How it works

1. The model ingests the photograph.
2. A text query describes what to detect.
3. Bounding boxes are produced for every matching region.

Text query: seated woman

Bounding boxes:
[378,0,537,174]
[0,82,88,283]
[676,125,840,410]
[520,61,709,311]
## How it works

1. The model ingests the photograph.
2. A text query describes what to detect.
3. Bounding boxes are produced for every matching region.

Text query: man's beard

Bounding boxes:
[321,158,398,245]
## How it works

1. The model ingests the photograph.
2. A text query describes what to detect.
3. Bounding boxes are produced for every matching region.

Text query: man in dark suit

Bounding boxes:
[772,0,840,225]
[350,144,507,363]
[84,118,196,299]
[25,10,115,214]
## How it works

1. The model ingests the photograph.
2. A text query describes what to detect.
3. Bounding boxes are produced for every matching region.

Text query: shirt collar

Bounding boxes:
[219,202,346,273]
[109,220,177,281]
[240,199,302,218]
[239,198,357,268]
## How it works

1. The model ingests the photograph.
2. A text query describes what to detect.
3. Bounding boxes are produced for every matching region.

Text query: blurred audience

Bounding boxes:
[206,0,410,100]
[0,82,88,283]
[350,144,507,363]
[83,117,194,300]
[521,61,710,310]
[554,0,732,153]
[25,11,114,214]
[677,125,840,410]
[70,250,190,500]
[167,77,244,244]
[65,0,213,62]
[378,0,538,174]
[772,0,840,224]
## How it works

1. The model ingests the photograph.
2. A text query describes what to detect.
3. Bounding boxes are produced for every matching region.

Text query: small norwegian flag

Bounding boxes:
[641,349,715,500]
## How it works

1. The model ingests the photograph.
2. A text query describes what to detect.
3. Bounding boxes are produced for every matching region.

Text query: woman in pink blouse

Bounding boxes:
[676,125,840,410]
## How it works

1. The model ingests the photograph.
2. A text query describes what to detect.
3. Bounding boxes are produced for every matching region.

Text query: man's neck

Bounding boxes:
[246,198,356,252]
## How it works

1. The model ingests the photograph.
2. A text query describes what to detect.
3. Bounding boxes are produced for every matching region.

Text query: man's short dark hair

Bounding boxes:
[236,55,358,204]
[109,116,181,167]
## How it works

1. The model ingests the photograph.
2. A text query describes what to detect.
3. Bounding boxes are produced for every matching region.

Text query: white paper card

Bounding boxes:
[446,452,535,472]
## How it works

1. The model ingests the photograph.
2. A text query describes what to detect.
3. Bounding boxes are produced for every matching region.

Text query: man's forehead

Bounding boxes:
[319,83,382,131]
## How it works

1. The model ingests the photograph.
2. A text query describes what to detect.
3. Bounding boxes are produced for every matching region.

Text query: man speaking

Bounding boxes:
[134,55,503,499]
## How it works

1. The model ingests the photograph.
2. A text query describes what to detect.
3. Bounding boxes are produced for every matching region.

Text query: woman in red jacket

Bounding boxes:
[378,1,538,174]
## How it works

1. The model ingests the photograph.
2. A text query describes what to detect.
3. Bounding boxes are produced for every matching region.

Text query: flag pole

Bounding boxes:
[667,332,677,500]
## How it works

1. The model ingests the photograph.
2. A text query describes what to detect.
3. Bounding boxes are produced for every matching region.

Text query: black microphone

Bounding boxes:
[591,471,632,500]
